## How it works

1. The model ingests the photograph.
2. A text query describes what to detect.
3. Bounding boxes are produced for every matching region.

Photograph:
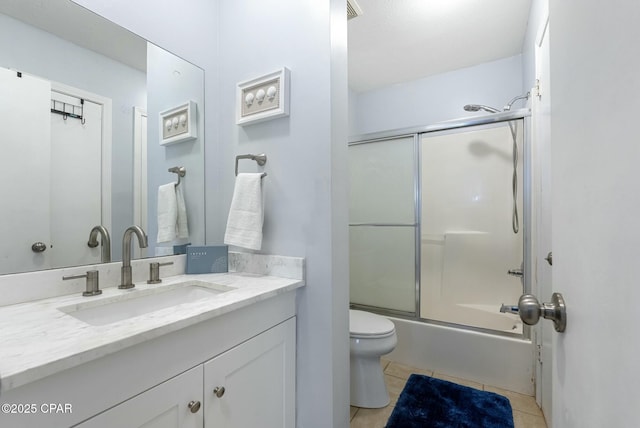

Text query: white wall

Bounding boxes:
[550,0,640,426]
[350,55,523,136]
[521,0,548,94]
[0,13,146,261]
[72,1,350,427]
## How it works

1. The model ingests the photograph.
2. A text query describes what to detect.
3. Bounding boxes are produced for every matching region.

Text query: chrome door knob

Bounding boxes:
[31,242,47,253]
[188,400,201,413]
[213,386,226,398]
[517,293,566,332]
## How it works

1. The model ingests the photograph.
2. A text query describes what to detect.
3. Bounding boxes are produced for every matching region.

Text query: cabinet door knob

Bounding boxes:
[188,400,201,413]
[213,386,226,398]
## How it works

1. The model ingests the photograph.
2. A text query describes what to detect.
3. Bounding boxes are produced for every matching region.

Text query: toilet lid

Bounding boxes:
[349,310,395,337]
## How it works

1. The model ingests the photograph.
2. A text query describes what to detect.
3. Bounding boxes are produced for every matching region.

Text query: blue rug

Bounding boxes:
[386,374,514,428]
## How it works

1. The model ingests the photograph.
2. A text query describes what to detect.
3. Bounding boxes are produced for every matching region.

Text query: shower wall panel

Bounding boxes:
[420,122,524,331]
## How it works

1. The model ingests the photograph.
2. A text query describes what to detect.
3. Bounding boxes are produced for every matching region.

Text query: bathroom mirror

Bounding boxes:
[0,0,205,276]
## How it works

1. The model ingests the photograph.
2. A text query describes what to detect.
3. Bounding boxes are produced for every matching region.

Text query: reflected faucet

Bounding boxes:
[87,225,111,263]
[119,226,148,289]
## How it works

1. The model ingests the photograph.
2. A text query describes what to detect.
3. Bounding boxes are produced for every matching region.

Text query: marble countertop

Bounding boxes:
[0,272,304,393]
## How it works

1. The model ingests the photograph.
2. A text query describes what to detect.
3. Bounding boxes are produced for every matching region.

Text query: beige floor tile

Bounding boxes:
[484,386,542,416]
[380,357,391,371]
[349,405,394,428]
[385,374,408,406]
[513,409,548,428]
[432,372,483,390]
[350,406,359,421]
[384,361,433,380]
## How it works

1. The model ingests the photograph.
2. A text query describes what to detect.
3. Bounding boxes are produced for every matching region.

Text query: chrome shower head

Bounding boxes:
[463,104,501,114]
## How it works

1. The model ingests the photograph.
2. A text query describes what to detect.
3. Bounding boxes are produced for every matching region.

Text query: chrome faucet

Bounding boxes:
[88,225,111,263]
[119,225,148,289]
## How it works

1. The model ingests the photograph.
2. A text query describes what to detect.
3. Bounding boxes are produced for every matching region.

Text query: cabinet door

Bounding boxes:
[204,317,296,428]
[76,365,203,428]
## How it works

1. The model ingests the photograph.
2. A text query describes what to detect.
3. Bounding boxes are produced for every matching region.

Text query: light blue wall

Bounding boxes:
[350,54,524,136]
[146,43,205,255]
[0,13,146,261]
[73,1,350,427]
[215,0,349,425]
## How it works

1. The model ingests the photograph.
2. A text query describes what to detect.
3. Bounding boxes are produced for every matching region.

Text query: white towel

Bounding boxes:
[224,173,264,250]
[176,184,189,239]
[157,182,189,243]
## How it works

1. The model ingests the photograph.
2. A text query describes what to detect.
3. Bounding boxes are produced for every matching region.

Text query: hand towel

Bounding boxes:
[224,173,264,250]
[176,184,189,239]
[157,183,178,243]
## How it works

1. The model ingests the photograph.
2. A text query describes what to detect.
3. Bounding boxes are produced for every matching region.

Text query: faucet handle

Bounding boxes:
[147,261,174,284]
[63,270,102,297]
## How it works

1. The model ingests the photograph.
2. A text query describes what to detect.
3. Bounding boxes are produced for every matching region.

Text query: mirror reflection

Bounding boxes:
[0,0,205,276]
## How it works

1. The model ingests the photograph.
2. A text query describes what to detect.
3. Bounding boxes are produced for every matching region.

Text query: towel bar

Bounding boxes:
[235,154,267,178]
[168,166,186,187]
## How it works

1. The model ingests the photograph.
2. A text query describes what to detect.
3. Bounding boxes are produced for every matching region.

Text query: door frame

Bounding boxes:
[531,8,552,425]
[133,106,148,259]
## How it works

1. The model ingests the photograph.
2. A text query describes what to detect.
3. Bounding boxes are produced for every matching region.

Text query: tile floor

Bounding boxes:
[350,360,547,428]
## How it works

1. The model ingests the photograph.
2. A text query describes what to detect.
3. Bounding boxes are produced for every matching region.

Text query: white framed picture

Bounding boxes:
[236,67,290,126]
[159,100,197,145]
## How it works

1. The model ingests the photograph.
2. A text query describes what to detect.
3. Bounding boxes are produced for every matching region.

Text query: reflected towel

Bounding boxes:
[157,183,190,243]
[176,184,189,239]
[157,183,177,243]
[224,173,264,250]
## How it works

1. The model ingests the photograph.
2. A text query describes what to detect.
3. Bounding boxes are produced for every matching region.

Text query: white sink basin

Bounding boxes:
[58,280,235,326]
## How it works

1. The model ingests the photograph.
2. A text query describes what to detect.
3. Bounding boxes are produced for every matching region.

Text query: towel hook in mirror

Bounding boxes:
[235,154,267,178]
[168,166,186,187]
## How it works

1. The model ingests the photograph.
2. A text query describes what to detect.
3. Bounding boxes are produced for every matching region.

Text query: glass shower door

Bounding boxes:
[348,136,416,315]
[420,121,524,333]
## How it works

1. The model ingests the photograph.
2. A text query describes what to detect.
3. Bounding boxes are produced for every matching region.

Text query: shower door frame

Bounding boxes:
[349,108,531,338]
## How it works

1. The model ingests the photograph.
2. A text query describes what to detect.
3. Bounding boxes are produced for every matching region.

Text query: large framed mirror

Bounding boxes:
[0,0,205,276]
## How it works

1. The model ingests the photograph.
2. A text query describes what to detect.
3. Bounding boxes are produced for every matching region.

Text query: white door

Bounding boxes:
[549,1,639,426]
[532,12,553,424]
[0,68,52,273]
[50,91,103,267]
[76,365,204,428]
[203,318,296,428]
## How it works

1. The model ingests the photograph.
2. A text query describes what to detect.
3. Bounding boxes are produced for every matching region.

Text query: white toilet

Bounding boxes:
[349,309,397,408]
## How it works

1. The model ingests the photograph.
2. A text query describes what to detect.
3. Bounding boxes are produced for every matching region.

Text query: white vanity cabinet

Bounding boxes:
[0,290,298,428]
[204,317,295,427]
[76,318,295,428]
[75,365,204,428]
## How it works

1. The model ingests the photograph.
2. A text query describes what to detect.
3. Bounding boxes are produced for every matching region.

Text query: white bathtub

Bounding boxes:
[386,316,534,395]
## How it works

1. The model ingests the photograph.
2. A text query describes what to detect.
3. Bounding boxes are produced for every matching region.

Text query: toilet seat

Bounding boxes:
[350,310,395,337]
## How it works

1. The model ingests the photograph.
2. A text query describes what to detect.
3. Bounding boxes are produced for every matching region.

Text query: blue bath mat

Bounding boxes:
[386,374,514,428]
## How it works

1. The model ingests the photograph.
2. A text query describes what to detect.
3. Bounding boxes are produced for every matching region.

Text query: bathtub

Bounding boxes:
[386,316,534,395]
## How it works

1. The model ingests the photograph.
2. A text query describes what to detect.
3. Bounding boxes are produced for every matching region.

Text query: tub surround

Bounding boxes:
[0,252,304,394]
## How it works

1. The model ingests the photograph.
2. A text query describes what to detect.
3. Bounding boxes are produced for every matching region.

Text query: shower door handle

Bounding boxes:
[508,268,523,277]
[516,293,567,333]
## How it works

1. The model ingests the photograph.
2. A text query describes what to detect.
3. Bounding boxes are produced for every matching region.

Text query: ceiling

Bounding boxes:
[348,0,532,92]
